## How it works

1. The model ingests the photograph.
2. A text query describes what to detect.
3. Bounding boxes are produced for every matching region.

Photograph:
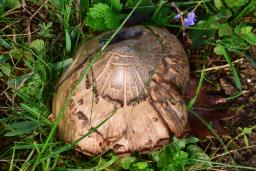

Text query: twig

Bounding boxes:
[211,145,256,159]
[195,58,244,72]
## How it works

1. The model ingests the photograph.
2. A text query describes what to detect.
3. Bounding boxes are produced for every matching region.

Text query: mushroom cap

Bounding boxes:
[52,25,189,155]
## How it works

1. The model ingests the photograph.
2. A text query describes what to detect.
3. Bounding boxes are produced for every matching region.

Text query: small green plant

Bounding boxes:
[85,2,123,31]
[39,22,54,38]
[84,0,175,31]
[115,137,211,171]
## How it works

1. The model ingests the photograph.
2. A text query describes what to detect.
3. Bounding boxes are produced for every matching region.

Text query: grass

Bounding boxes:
[0,0,256,170]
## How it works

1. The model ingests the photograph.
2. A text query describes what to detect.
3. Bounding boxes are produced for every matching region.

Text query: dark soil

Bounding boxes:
[189,46,256,169]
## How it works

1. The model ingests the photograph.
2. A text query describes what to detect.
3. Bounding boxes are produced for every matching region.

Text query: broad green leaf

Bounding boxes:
[104,9,121,29]
[93,0,123,12]
[109,0,122,12]
[235,26,256,45]
[157,146,172,168]
[85,3,121,31]
[0,63,12,77]
[218,23,232,37]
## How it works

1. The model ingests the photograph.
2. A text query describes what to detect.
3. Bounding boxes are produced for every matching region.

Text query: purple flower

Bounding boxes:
[183,12,196,27]
[173,13,181,20]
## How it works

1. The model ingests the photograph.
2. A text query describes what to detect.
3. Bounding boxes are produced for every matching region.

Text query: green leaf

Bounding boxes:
[243,135,249,146]
[109,0,122,12]
[234,26,256,45]
[216,8,232,19]
[243,127,252,134]
[85,3,121,31]
[0,38,11,49]
[173,137,186,149]
[104,9,121,29]
[5,0,21,9]
[214,0,224,10]
[218,33,249,52]
[120,156,136,169]
[133,162,149,170]
[0,63,12,77]
[190,16,219,48]
[218,23,232,37]
[152,2,173,25]
[49,0,62,8]
[4,121,39,136]
[65,29,71,52]
[186,145,212,167]
[0,3,4,15]
[29,39,45,54]
[157,146,172,168]
[224,0,248,10]
[0,55,9,64]
[184,137,200,144]
[93,0,123,12]
[150,151,160,162]
[94,154,117,170]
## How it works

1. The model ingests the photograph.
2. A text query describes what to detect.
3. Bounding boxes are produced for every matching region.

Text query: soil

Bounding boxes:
[189,46,256,169]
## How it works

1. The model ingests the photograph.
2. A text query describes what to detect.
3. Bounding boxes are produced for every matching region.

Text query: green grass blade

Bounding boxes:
[214,45,242,91]
[187,65,205,110]
[9,145,16,171]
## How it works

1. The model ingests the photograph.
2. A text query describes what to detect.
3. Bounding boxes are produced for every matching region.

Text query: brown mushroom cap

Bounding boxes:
[52,25,189,156]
